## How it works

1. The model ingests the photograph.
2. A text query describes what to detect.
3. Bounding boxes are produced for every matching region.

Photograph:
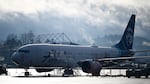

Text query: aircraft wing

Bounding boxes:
[132,50,150,53]
[94,56,150,61]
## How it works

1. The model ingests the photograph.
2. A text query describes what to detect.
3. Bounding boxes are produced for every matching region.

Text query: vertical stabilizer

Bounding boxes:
[114,14,136,50]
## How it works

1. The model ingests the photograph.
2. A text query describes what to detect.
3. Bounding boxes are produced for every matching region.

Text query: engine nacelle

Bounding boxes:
[78,61,102,76]
[36,69,53,73]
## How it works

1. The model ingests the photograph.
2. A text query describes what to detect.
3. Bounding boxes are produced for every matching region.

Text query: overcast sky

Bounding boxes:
[0,0,149,44]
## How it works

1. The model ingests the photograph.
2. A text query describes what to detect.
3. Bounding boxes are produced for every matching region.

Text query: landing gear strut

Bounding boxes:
[63,68,74,77]
[24,69,30,77]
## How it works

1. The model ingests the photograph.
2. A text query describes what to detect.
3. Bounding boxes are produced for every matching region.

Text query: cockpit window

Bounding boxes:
[18,49,30,53]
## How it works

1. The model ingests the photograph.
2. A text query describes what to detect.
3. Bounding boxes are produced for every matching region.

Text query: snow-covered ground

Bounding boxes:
[0,69,150,84]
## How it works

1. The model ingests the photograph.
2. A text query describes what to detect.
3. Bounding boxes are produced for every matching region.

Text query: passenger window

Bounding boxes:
[18,49,30,53]
[50,50,56,57]
[60,51,65,56]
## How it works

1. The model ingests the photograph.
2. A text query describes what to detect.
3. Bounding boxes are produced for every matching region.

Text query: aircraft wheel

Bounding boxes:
[135,71,141,78]
[63,68,74,77]
[145,75,148,78]
[126,70,131,78]
[5,71,8,76]
[48,74,51,77]
[25,72,29,77]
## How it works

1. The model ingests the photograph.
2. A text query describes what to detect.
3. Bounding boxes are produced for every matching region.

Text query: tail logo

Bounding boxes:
[113,14,135,50]
[126,27,133,47]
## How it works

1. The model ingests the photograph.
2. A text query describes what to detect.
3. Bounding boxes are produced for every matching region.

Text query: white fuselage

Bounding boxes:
[11,43,126,68]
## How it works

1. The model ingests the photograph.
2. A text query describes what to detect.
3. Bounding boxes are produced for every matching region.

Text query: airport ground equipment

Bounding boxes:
[0,65,7,75]
[126,64,150,78]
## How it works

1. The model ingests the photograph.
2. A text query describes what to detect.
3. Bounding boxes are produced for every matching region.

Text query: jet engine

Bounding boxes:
[78,61,102,76]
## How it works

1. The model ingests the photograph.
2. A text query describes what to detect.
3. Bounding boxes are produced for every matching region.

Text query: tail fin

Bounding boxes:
[114,14,136,50]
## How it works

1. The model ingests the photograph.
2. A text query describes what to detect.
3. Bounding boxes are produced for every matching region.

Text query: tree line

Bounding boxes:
[0,31,37,49]
[0,31,74,50]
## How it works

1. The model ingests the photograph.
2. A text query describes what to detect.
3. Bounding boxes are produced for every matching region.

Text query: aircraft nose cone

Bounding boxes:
[11,52,21,65]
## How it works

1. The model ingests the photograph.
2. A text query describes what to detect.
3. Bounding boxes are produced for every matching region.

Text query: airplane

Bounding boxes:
[10,14,149,77]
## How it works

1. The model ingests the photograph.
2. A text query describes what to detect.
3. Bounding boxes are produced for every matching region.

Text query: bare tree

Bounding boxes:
[0,40,3,47]
[4,33,21,49]
[20,30,35,45]
[28,30,34,44]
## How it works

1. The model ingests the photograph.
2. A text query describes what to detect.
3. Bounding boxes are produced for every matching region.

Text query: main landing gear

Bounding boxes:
[22,68,76,77]
[24,69,30,77]
[63,68,74,77]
